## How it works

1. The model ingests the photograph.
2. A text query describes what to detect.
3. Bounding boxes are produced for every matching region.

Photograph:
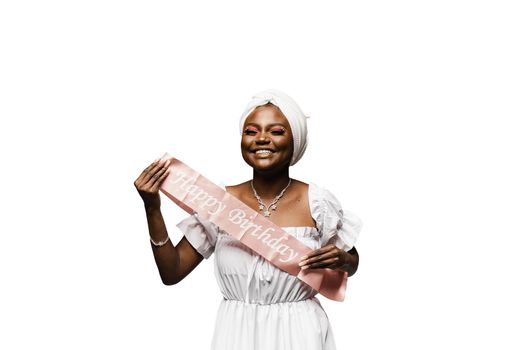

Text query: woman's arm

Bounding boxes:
[135,158,204,286]
[146,207,204,285]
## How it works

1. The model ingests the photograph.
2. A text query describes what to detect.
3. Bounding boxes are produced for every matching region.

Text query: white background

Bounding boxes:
[1,1,524,349]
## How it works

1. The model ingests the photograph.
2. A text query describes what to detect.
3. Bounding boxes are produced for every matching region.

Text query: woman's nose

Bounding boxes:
[256,133,270,143]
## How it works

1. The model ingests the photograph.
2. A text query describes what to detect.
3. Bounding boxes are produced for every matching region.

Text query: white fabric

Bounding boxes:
[176,182,362,350]
[239,89,309,166]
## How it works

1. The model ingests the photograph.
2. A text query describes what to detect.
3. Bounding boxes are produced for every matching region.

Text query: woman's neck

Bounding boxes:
[251,169,292,200]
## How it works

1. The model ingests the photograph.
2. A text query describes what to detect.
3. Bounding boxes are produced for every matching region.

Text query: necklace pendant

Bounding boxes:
[251,179,292,220]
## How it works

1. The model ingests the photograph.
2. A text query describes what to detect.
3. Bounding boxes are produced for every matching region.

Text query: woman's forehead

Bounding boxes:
[244,104,290,127]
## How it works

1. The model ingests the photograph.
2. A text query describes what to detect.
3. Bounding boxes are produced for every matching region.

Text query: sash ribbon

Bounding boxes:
[159,153,348,302]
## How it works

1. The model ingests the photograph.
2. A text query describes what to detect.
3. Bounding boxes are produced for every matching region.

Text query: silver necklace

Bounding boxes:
[250,179,292,217]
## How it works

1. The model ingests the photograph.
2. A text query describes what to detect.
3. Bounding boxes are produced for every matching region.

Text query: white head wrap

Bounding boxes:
[239,89,309,167]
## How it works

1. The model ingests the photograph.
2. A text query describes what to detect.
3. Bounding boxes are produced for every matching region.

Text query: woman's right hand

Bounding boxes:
[134,158,171,210]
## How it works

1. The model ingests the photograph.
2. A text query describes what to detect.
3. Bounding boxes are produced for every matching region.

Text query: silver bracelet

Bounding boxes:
[150,235,170,247]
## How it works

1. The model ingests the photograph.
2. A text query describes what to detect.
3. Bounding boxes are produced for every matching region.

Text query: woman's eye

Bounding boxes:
[244,128,284,135]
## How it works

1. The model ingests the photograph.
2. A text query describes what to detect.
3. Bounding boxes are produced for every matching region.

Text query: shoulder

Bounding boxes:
[225,182,248,199]
[308,182,354,226]
[224,184,237,194]
[309,183,363,250]
[225,180,250,190]
[293,179,309,191]
[308,182,340,205]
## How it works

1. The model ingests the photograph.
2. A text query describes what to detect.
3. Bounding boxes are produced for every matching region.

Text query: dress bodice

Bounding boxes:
[176,181,362,303]
[214,226,321,304]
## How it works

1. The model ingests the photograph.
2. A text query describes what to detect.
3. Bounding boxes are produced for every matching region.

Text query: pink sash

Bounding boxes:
[158,153,348,301]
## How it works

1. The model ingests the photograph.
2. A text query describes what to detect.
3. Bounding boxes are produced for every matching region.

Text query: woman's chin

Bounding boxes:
[242,152,292,172]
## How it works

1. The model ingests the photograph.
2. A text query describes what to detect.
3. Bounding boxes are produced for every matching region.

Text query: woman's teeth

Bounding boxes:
[256,150,272,155]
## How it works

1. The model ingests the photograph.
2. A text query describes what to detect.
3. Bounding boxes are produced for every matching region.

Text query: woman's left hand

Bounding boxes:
[298,244,349,271]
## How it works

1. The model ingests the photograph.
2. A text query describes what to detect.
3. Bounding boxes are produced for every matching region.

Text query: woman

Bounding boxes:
[134,89,362,349]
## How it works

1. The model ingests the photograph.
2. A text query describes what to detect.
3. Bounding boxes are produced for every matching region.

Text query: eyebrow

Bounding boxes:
[244,123,287,129]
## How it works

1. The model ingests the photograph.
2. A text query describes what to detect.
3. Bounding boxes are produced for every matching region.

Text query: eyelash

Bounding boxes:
[244,129,285,135]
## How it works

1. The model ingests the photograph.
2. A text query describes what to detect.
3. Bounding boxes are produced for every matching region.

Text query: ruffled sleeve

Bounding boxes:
[176,212,219,259]
[174,180,226,259]
[309,182,362,252]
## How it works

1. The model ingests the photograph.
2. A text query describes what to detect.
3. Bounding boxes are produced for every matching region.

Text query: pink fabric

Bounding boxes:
[159,152,348,301]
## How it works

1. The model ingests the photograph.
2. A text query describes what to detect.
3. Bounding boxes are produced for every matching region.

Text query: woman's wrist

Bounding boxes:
[336,251,358,275]
[150,235,170,247]
[144,205,169,245]
[145,204,161,215]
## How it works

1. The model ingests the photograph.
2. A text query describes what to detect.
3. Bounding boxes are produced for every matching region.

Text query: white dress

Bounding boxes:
[176,182,362,350]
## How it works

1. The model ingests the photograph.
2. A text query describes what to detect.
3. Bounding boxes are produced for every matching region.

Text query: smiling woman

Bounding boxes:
[241,104,295,175]
[134,89,362,350]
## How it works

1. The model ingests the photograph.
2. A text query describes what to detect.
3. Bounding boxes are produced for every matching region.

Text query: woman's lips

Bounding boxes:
[254,150,274,157]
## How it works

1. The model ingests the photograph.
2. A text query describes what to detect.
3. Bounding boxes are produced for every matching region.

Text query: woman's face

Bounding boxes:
[241,104,294,173]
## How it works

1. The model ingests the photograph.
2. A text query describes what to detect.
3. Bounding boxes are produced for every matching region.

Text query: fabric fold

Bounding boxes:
[176,213,219,259]
[310,182,363,252]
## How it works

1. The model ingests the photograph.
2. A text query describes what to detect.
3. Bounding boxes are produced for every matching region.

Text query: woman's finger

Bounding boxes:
[300,248,338,267]
[150,167,171,192]
[301,244,336,260]
[135,158,162,186]
[324,262,342,270]
[143,168,168,191]
[306,256,340,269]
[143,159,170,187]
